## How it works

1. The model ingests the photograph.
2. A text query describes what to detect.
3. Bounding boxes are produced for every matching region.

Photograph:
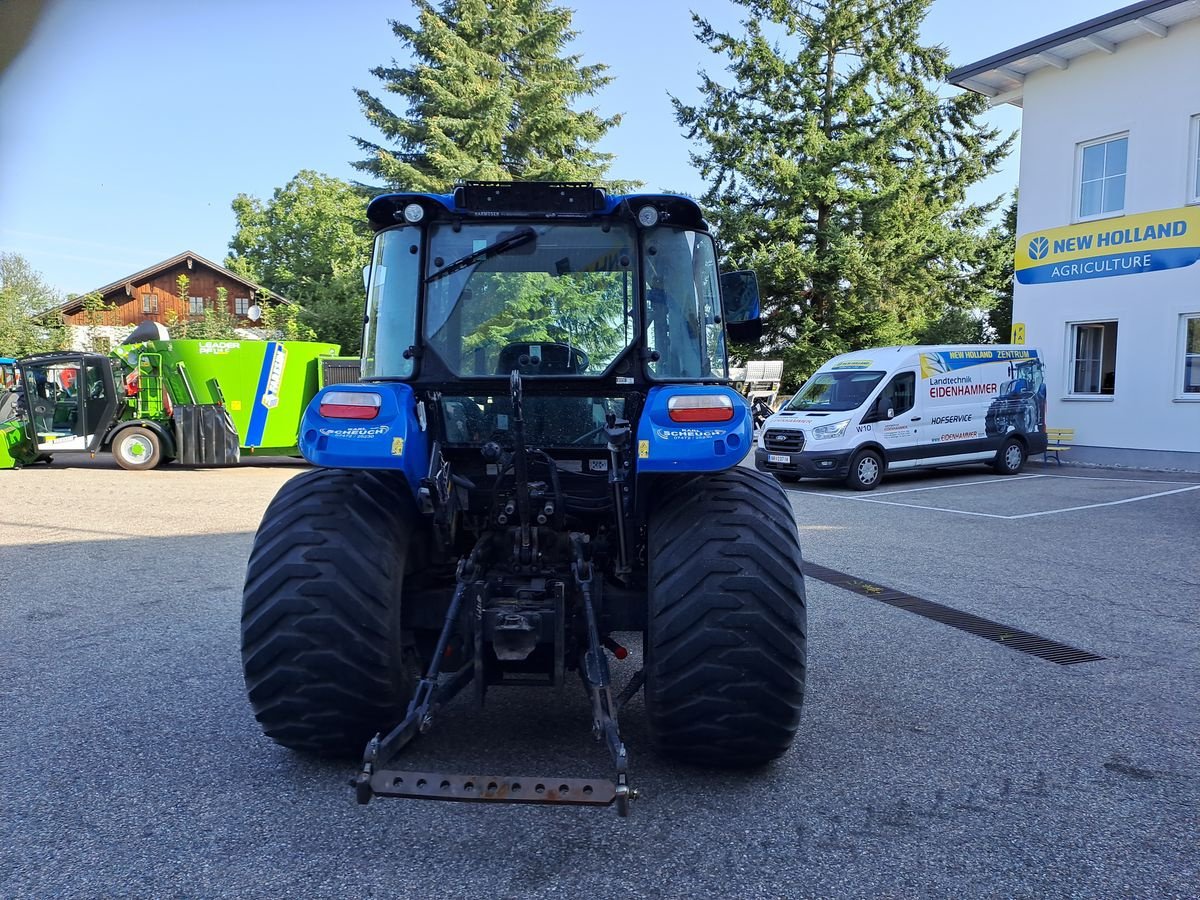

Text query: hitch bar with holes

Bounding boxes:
[368,772,618,807]
[352,538,638,815]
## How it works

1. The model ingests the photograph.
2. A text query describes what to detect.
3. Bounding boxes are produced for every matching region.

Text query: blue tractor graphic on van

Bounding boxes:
[985,356,1046,438]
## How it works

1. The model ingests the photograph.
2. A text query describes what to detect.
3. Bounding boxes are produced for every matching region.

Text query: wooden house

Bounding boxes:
[50,251,290,349]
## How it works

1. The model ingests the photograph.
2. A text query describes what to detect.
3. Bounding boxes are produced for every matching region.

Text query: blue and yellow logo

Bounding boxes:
[1016,206,1200,285]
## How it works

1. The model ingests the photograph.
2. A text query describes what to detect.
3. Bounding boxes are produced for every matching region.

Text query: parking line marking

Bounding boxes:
[1003,483,1200,518]
[860,474,1043,496]
[799,494,1013,517]
[791,481,1200,519]
[1039,473,1200,486]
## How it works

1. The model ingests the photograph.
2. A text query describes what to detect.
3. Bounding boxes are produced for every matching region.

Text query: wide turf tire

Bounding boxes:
[645,467,807,767]
[241,468,423,757]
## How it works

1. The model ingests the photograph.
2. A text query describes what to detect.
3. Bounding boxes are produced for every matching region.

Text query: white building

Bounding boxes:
[951,0,1200,472]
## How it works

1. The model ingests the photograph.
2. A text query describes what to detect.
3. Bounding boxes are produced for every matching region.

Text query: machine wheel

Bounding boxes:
[645,467,807,767]
[112,426,162,471]
[994,437,1026,475]
[241,468,424,756]
[846,449,883,491]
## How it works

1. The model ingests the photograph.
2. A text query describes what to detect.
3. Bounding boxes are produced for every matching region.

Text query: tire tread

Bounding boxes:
[240,468,421,756]
[645,467,807,767]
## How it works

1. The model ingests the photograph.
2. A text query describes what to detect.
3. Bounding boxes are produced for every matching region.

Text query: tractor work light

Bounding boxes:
[319,391,383,420]
[403,203,425,223]
[667,394,735,423]
[637,205,659,227]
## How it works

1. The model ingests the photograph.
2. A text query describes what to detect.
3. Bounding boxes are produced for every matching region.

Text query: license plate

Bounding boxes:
[768,454,790,464]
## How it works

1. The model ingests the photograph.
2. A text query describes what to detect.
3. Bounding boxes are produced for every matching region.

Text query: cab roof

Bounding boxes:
[366,181,707,232]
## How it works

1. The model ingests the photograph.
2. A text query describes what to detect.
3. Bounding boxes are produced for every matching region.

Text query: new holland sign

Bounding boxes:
[1016,206,1200,285]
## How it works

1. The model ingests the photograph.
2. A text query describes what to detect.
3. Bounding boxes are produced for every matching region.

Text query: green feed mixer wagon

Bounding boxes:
[0,328,341,471]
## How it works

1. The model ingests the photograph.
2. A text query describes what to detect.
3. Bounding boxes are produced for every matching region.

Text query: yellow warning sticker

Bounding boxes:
[638,440,649,459]
[391,437,404,456]
[230,400,242,411]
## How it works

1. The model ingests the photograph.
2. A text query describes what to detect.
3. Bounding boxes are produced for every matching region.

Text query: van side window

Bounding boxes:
[881,372,915,416]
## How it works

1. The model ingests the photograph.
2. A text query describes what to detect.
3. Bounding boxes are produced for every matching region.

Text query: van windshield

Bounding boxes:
[785,370,885,412]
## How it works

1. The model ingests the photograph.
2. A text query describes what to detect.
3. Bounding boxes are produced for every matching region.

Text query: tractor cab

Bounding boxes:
[245,183,806,818]
[16,353,121,454]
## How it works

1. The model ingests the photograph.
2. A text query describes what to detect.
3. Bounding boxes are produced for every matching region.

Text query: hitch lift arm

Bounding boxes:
[352,540,638,815]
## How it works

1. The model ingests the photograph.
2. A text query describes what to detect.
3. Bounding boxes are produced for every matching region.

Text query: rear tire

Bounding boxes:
[112,426,162,471]
[846,449,883,491]
[994,437,1025,475]
[241,468,424,756]
[645,468,807,767]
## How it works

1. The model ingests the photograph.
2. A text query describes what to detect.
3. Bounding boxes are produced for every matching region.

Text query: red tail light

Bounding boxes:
[667,394,735,423]
[319,391,382,420]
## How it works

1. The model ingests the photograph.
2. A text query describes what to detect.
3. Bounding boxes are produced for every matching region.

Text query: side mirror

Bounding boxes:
[865,398,894,423]
[721,270,762,343]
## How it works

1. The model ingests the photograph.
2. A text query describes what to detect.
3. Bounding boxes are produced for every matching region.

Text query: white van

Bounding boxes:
[755,345,1048,490]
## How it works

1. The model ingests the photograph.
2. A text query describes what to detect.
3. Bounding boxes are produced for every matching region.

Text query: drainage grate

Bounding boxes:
[803,561,1106,665]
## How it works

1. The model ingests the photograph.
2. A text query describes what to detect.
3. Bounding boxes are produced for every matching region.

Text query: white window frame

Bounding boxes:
[1065,320,1119,399]
[1189,115,1200,205]
[1075,133,1129,223]
[235,296,250,316]
[1178,313,1200,400]
[189,295,205,316]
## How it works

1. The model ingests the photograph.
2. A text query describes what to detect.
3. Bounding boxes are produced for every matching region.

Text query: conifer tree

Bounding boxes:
[675,0,1013,384]
[353,0,623,191]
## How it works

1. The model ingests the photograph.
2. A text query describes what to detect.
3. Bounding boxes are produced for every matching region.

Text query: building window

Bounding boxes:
[1069,321,1119,395]
[1077,135,1127,220]
[189,296,205,316]
[140,293,158,313]
[1180,315,1200,396]
[1190,115,1200,204]
[235,296,250,316]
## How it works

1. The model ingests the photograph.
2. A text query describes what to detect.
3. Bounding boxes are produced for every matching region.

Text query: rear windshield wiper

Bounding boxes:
[426,228,537,283]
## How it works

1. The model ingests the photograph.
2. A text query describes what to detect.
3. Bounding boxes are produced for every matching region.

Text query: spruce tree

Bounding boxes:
[675,0,1013,384]
[353,0,623,191]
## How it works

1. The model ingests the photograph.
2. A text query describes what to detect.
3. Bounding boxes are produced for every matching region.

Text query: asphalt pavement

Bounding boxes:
[1,456,1197,898]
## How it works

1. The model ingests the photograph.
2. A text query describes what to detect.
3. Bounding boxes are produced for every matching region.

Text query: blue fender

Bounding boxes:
[298,383,428,500]
[635,385,752,473]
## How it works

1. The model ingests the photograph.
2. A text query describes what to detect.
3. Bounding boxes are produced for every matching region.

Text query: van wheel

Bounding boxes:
[846,449,883,491]
[994,437,1025,475]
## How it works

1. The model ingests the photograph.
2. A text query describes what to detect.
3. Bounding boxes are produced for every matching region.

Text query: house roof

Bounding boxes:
[948,0,1200,107]
[52,250,290,315]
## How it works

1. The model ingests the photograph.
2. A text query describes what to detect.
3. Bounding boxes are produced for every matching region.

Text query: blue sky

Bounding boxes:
[0,0,1117,296]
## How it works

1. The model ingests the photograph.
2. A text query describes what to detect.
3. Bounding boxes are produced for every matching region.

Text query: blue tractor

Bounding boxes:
[240,182,808,816]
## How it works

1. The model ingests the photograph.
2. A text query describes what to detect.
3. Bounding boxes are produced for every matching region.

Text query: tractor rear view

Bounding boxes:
[240,182,808,815]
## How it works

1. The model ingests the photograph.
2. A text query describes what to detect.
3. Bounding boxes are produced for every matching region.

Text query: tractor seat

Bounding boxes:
[497,342,588,376]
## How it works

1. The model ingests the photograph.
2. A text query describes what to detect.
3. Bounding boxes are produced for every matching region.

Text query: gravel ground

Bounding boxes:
[1,456,1197,898]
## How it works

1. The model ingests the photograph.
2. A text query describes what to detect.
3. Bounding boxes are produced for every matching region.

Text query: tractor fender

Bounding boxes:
[296,383,427,502]
[634,385,753,474]
[107,419,177,459]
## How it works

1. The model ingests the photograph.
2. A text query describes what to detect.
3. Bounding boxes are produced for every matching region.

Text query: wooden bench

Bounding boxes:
[1043,427,1075,464]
